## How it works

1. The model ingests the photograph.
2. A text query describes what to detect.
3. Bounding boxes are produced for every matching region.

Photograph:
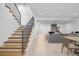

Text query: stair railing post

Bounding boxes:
[22,30,24,55]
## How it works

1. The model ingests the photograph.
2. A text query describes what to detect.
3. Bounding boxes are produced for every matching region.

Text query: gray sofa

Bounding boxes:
[47,34,64,43]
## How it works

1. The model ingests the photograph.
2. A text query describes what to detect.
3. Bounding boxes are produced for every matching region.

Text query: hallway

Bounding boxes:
[26,34,76,56]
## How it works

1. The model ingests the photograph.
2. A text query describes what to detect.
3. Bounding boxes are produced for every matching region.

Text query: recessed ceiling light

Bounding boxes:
[40,13,44,16]
[56,13,60,16]
[73,13,78,16]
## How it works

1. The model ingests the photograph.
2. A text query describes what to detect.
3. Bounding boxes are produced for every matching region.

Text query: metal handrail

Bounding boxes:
[14,3,21,25]
[21,17,34,55]
[14,4,34,55]
[5,3,21,25]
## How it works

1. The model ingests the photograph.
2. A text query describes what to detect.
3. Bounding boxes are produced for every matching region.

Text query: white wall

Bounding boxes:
[0,4,19,46]
[63,23,73,34]
[6,3,20,21]
[17,5,33,25]
[71,18,79,32]
[36,17,76,34]
[35,21,74,34]
[57,23,74,34]
[36,22,51,35]
[36,23,72,34]
[61,18,79,34]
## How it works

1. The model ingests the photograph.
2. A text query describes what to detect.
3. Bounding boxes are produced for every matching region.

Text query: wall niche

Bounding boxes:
[51,24,60,33]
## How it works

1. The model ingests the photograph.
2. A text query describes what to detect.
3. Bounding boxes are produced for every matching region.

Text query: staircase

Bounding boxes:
[0,3,34,56]
[0,26,30,56]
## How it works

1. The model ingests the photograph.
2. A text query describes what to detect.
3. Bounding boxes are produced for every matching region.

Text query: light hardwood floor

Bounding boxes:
[25,34,76,56]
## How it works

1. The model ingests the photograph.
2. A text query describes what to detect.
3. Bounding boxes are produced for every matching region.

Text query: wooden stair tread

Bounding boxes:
[4,44,22,46]
[11,34,22,37]
[9,38,22,40]
[12,33,31,35]
[17,29,29,31]
[0,45,26,49]
[3,45,22,47]
[8,39,22,41]
[0,51,24,56]
[4,41,28,43]
[3,43,22,46]
[18,27,24,28]
[15,30,31,33]
[11,34,30,37]
[17,27,23,28]
[17,28,24,30]
[7,39,22,41]
[18,27,24,29]
[11,35,30,38]
[4,40,22,43]
[7,39,29,42]
[8,37,22,39]
[8,35,29,39]
[8,39,29,41]
[13,32,31,35]
[8,37,29,39]
[5,42,28,43]
[0,49,22,51]
[17,28,32,30]
[3,44,26,47]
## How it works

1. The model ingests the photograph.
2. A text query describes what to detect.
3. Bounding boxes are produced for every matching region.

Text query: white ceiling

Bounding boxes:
[17,3,79,24]
[25,3,79,18]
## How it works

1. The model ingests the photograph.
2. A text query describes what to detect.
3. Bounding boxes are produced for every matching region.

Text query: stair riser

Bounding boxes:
[11,35,30,37]
[5,40,22,42]
[13,31,31,34]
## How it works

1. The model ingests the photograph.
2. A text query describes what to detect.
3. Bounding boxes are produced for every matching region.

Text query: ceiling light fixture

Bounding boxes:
[73,12,78,16]
[40,13,44,16]
[56,13,60,16]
